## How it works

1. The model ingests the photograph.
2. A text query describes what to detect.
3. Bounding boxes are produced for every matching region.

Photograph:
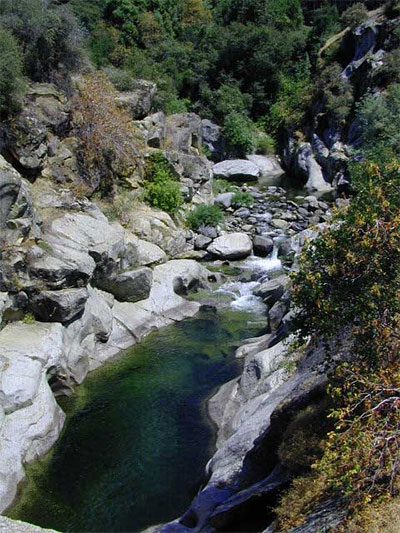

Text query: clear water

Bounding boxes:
[8,308,266,533]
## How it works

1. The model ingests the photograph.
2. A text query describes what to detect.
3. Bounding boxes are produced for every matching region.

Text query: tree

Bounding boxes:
[0,28,25,115]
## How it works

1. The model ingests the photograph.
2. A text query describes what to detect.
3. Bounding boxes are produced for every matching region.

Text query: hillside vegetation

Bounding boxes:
[1,0,400,530]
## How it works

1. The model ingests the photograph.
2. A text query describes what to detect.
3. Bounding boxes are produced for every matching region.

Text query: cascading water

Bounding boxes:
[216,237,284,312]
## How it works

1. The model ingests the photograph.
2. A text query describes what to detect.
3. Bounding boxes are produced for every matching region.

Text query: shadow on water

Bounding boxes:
[8,308,266,533]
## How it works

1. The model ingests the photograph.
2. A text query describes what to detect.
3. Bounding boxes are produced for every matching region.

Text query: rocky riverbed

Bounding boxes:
[0,78,339,533]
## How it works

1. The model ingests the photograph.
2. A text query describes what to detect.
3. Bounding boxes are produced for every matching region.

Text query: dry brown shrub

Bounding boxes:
[72,73,143,195]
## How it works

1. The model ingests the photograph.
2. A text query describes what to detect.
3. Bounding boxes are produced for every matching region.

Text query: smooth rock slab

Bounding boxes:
[207,233,253,260]
[212,160,261,181]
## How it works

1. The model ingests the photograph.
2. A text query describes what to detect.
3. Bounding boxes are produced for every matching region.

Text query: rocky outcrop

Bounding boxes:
[0,323,66,512]
[201,119,225,161]
[0,156,41,244]
[7,84,69,173]
[116,80,157,120]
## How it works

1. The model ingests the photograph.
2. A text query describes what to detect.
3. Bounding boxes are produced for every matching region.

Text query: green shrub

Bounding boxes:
[103,67,135,91]
[317,63,354,123]
[144,170,184,214]
[143,152,183,214]
[0,28,25,115]
[356,84,400,157]
[164,97,191,115]
[254,132,276,155]
[269,73,312,131]
[231,191,253,207]
[212,179,237,194]
[186,204,224,230]
[223,112,255,156]
[341,3,368,29]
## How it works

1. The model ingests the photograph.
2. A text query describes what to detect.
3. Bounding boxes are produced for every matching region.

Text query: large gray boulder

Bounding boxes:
[95,267,153,303]
[115,80,157,120]
[30,288,89,323]
[27,212,138,289]
[246,155,284,178]
[253,275,289,307]
[253,235,274,257]
[213,160,261,181]
[207,233,253,260]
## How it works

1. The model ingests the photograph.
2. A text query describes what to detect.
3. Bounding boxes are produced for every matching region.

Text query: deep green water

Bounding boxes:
[9,308,265,533]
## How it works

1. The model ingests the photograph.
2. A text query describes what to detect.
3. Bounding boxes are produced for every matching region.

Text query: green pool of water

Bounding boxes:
[9,308,265,533]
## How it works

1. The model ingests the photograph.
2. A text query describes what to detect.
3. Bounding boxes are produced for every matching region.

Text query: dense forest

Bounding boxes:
[1,0,400,530]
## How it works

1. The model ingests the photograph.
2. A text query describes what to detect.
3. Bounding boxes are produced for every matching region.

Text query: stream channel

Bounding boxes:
[7,255,282,533]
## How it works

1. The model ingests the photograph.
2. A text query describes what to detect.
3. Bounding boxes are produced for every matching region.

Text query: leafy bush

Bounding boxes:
[223,113,255,156]
[186,205,224,230]
[341,3,368,29]
[356,84,400,157]
[0,28,25,115]
[254,132,276,155]
[287,160,400,522]
[269,73,312,131]
[72,73,142,195]
[212,179,237,194]
[103,67,135,91]
[143,152,183,214]
[231,191,253,208]
[144,170,183,214]
[317,63,354,123]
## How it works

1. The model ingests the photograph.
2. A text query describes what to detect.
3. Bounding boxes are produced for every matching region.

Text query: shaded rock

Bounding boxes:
[199,225,218,239]
[253,236,274,257]
[207,232,253,260]
[194,235,212,250]
[30,288,89,323]
[297,143,333,192]
[41,137,79,184]
[96,267,153,303]
[213,159,261,181]
[254,276,288,307]
[138,112,166,148]
[115,80,157,120]
[0,156,40,243]
[202,119,225,161]
[8,84,69,171]
[288,499,347,532]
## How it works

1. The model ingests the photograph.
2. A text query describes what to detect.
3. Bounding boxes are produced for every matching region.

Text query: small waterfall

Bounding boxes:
[243,237,284,275]
[216,281,267,313]
[215,237,285,313]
